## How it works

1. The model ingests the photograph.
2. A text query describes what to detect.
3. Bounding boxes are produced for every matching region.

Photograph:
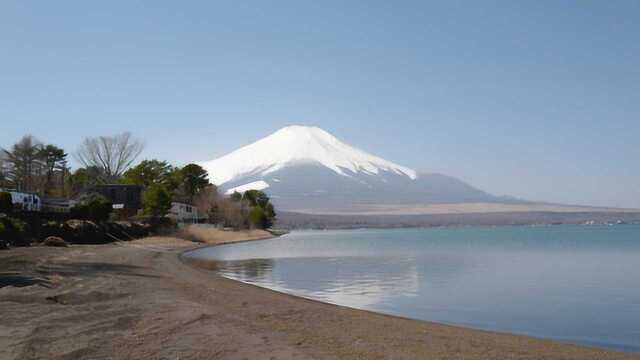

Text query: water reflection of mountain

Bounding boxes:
[217,254,478,310]
[218,258,276,281]
[188,227,640,353]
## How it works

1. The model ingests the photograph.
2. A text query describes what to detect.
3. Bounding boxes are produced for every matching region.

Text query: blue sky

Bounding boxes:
[1,1,639,207]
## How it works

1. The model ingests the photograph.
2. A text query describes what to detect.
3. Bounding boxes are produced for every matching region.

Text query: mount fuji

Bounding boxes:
[199,126,522,212]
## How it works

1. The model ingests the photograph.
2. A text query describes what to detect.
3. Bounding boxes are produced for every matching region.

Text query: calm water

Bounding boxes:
[185,226,640,352]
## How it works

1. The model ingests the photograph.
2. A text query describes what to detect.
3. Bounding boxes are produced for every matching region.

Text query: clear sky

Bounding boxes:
[1,1,639,208]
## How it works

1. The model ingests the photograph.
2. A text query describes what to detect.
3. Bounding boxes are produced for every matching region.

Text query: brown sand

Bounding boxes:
[0,235,638,360]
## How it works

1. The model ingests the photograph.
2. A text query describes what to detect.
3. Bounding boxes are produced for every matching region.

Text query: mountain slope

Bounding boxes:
[199,126,518,211]
[200,125,417,185]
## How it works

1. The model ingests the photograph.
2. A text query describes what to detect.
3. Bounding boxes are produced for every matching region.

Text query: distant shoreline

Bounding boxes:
[277,210,640,229]
[286,202,640,216]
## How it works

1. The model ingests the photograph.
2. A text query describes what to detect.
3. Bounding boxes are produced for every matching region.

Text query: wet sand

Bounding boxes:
[0,235,638,360]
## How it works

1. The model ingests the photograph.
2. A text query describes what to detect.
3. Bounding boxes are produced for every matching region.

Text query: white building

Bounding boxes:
[168,202,205,223]
[0,189,41,212]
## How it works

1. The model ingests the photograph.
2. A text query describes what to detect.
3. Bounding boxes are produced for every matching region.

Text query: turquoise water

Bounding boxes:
[185,225,640,352]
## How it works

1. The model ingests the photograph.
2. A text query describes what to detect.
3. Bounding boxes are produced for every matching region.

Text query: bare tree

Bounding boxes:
[193,185,221,223]
[75,132,144,182]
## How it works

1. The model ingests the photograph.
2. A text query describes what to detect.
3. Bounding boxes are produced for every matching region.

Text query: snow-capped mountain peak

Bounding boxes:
[200,125,417,185]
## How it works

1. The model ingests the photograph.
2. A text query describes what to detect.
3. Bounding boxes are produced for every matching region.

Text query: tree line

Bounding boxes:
[0,132,275,229]
[0,135,68,196]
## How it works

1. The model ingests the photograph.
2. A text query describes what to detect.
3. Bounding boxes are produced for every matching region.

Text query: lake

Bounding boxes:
[184,225,640,352]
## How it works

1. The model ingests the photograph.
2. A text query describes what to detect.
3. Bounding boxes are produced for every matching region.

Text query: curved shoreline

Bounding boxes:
[179,235,638,359]
[1,234,638,359]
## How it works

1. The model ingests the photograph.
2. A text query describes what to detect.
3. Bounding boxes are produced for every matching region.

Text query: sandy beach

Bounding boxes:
[1,232,638,360]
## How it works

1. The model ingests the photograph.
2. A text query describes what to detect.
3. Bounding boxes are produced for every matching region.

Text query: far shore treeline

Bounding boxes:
[0,132,275,248]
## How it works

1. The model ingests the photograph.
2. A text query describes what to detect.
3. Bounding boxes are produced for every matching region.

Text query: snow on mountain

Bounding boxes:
[224,180,270,195]
[200,125,417,186]
[199,125,513,211]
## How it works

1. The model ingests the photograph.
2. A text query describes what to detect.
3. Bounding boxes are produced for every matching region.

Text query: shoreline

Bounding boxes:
[0,234,638,359]
[181,232,639,356]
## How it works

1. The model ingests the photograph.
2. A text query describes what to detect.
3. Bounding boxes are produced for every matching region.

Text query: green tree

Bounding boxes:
[58,159,70,197]
[248,205,275,229]
[38,144,67,196]
[66,166,105,197]
[176,164,210,203]
[243,190,270,208]
[122,160,175,188]
[248,206,267,229]
[264,202,276,224]
[242,190,275,229]
[143,184,172,218]
[0,192,13,214]
[230,191,242,202]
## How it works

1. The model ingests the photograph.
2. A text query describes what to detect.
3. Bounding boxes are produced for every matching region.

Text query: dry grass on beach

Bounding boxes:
[122,226,274,252]
[177,225,274,245]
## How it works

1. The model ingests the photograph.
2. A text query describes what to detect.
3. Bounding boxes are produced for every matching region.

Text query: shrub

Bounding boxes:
[0,217,29,246]
[39,221,62,238]
[151,216,177,235]
[70,193,113,222]
[143,184,172,218]
[114,221,150,239]
[112,208,132,221]
[43,236,67,247]
[61,220,104,244]
[0,192,13,214]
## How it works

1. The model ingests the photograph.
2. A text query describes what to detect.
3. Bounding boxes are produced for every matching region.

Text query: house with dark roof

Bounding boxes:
[93,184,144,212]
